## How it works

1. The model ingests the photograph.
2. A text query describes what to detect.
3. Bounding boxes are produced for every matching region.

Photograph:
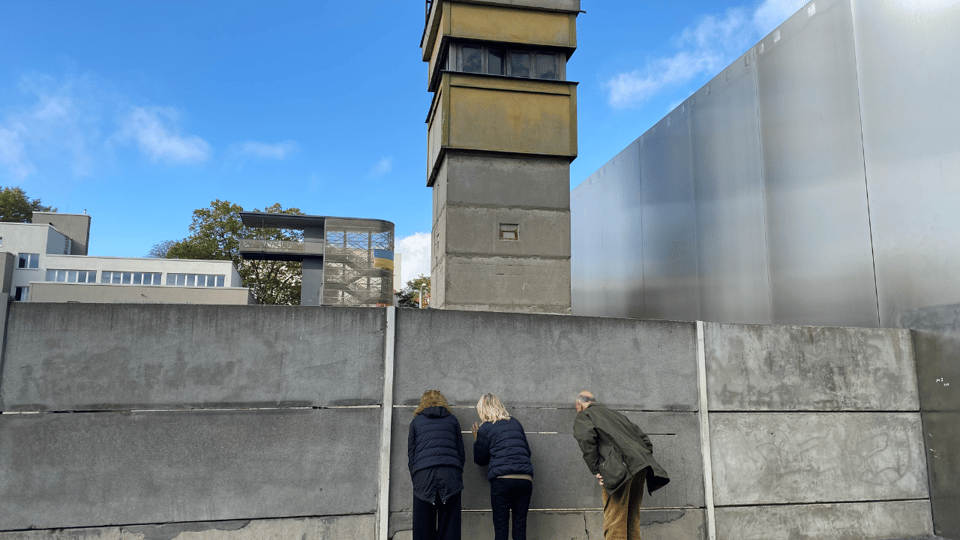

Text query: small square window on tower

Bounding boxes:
[499,223,519,241]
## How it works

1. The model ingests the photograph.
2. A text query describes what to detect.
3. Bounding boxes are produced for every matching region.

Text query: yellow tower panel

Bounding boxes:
[447,3,576,49]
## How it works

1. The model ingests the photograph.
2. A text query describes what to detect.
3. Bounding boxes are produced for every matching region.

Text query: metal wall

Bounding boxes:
[571,0,960,328]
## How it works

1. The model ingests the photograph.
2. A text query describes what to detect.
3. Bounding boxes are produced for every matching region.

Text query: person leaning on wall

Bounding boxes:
[573,390,670,540]
[408,389,465,540]
[471,393,535,540]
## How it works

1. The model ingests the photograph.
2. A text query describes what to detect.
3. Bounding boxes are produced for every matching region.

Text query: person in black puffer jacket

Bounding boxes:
[408,389,465,540]
[471,393,534,540]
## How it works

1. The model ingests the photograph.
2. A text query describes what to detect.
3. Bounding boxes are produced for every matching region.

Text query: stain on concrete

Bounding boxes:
[123,520,251,540]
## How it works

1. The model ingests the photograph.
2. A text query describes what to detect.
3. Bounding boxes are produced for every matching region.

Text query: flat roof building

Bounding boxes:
[1,212,251,305]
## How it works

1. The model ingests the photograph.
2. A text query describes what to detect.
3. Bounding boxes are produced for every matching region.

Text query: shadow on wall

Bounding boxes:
[898,304,960,540]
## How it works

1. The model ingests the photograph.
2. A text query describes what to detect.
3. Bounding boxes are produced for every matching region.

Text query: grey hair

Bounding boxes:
[576,391,596,404]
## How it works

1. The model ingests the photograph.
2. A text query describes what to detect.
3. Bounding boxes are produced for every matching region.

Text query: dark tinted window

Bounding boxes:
[462,46,483,73]
[509,52,531,78]
[488,49,504,75]
[537,53,557,79]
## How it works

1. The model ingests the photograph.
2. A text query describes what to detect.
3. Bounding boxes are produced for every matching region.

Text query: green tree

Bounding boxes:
[165,200,304,305]
[146,239,177,258]
[0,186,56,223]
[397,274,431,308]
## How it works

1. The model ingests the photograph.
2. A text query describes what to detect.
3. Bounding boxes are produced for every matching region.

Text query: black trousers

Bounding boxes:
[412,491,461,540]
[490,478,533,540]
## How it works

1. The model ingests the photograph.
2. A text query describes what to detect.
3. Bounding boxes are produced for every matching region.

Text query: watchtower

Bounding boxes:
[422,0,580,313]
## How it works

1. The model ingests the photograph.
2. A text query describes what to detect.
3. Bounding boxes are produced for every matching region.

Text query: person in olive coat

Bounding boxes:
[573,391,670,540]
[471,393,534,540]
[408,389,465,540]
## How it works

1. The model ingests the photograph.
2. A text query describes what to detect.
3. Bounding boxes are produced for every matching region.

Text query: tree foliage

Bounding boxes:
[165,200,304,305]
[396,274,431,308]
[0,186,56,223]
[146,239,177,258]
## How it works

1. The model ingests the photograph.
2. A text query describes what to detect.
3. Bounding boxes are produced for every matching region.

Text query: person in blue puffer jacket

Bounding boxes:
[471,393,534,540]
[408,389,465,540]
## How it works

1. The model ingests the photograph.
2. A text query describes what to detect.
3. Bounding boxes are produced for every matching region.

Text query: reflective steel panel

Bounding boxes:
[690,54,772,324]
[571,174,606,316]
[756,0,878,327]
[600,140,644,317]
[851,0,960,327]
[640,108,700,320]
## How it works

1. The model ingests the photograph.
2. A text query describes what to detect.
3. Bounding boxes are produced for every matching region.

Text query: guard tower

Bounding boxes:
[239,212,394,307]
[421,0,580,314]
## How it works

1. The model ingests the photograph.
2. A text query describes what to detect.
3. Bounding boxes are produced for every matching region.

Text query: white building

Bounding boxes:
[1,212,252,305]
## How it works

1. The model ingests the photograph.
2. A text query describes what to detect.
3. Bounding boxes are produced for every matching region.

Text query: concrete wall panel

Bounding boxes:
[704,323,918,411]
[444,206,570,258]
[0,408,379,531]
[715,500,933,540]
[0,515,376,540]
[444,154,570,210]
[440,256,571,312]
[710,412,928,506]
[0,304,385,411]
[394,310,697,409]
[389,407,702,517]
[393,509,703,540]
[899,304,960,539]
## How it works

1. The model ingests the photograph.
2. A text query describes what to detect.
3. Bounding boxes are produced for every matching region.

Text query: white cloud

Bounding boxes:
[369,157,393,178]
[119,106,211,164]
[233,140,299,160]
[0,127,33,182]
[606,0,805,108]
[396,231,431,286]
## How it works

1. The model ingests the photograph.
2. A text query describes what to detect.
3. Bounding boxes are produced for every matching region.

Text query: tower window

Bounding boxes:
[499,223,519,241]
[451,44,563,81]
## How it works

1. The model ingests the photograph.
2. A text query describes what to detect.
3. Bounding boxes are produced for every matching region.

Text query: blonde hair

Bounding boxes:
[476,393,511,423]
[414,389,453,415]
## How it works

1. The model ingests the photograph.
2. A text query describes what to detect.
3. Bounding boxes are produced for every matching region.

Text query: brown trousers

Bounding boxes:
[601,472,646,540]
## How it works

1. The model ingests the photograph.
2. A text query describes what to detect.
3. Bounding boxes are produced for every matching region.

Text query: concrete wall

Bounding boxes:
[28,282,253,304]
[0,305,936,539]
[898,304,960,540]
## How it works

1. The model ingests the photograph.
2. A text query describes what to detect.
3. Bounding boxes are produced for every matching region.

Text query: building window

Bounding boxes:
[17,253,40,269]
[101,271,162,285]
[452,44,562,80]
[14,286,29,302]
[166,273,225,287]
[500,223,519,241]
[46,269,97,283]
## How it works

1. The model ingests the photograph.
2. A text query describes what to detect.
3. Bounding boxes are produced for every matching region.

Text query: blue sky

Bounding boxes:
[0,0,804,284]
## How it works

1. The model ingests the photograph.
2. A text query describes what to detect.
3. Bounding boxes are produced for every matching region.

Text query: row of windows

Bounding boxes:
[40,269,225,287]
[46,269,97,283]
[450,44,564,81]
[167,273,225,287]
[102,271,163,285]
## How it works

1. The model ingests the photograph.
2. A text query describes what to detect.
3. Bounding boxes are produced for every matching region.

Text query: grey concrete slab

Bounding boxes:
[0,304,385,411]
[391,509,703,540]
[0,514,377,540]
[898,304,960,539]
[389,408,702,512]
[704,323,919,411]
[0,408,379,531]
[710,412,929,506]
[394,309,698,410]
[0,515,376,539]
[715,500,933,540]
